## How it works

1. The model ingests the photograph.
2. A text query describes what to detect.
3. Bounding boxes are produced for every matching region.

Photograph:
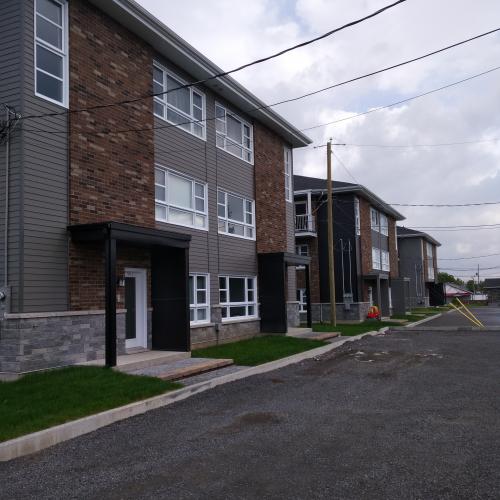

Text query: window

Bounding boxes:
[380,213,389,236]
[372,247,381,270]
[155,167,208,230]
[153,64,206,139]
[189,274,210,324]
[34,0,68,106]
[354,197,360,236]
[381,250,390,272]
[284,147,293,202]
[370,208,380,231]
[217,190,255,239]
[296,244,309,257]
[297,289,307,312]
[426,242,435,280]
[215,103,253,163]
[219,276,257,320]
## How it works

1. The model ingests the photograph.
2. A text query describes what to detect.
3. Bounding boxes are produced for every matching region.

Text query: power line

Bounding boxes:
[391,201,500,207]
[340,137,500,148]
[440,265,500,271]
[439,252,500,260]
[300,65,500,131]
[19,0,407,122]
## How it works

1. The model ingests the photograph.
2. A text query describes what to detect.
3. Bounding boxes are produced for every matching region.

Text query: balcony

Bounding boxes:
[295,214,316,236]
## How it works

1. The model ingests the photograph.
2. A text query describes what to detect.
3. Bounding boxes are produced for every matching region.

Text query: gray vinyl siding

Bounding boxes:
[153,69,257,308]
[17,0,69,312]
[0,0,24,310]
[286,196,296,301]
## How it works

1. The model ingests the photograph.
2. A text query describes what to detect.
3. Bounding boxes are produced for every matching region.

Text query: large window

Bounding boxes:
[371,207,389,235]
[219,276,257,320]
[426,242,435,280]
[296,244,309,270]
[155,167,208,230]
[284,147,293,202]
[215,103,253,163]
[372,247,390,272]
[34,0,68,106]
[370,208,380,231]
[189,274,210,324]
[217,190,255,240]
[381,250,390,272]
[153,64,206,139]
[380,213,389,236]
[372,247,381,270]
[354,197,361,236]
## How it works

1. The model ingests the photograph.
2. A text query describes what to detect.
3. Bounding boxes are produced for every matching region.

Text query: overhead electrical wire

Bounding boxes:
[439,252,500,260]
[300,65,500,131]
[19,0,408,121]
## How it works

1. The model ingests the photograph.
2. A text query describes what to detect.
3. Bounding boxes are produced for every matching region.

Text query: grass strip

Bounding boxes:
[193,335,327,366]
[313,321,396,336]
[0,366,181,442]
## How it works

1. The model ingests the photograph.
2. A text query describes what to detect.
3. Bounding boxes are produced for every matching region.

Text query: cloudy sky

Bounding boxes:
[138,0,500,281]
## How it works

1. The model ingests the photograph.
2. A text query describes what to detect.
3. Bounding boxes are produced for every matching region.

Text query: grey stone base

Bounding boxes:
[0,311,126,375]
[190,319,261,349]
[300,302,371,323]
[286,302,300,328]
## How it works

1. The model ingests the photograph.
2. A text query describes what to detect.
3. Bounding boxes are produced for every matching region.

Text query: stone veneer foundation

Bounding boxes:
[300,302,371,324]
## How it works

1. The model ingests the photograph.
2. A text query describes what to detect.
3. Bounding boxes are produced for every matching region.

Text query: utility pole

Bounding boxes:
[326,140,336,327]
[477,264,480,294]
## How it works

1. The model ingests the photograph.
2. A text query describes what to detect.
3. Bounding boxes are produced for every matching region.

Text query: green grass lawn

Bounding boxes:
[312,321,396,336]
[0,366,181,442]
[193,336,327,366]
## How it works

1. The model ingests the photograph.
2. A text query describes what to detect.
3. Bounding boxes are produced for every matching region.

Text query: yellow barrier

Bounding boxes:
[449,299,484,327]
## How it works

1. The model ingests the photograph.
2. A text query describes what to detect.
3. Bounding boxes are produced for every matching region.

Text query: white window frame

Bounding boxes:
[372,247,381,270]
[217,189,255,240]
[219,276,258,321]
[189,274,210,325]
[155,166,208,231]
[426,242,435,280]
[297,288,307,312]
[215,102,254,164]
[381,250,390,272]
[354,197,361,236]
[153,62,206,140]
[380,213,389,236]
[284,146,293,202]
[370,207,380,231]
[34,0,69,107]
[296,243,309,270]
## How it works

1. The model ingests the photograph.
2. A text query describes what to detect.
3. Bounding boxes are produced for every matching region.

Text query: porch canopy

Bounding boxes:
[258,252,312,333]
[68,222,191,367]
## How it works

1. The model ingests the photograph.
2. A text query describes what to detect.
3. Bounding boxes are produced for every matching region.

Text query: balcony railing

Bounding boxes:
[295,214,316,234]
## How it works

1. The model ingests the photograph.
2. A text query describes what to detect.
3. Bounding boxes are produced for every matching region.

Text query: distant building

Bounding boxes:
[483,279,500,304]
[444,283,472,303]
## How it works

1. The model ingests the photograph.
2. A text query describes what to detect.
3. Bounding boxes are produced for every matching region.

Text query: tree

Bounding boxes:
[437,272,464,286]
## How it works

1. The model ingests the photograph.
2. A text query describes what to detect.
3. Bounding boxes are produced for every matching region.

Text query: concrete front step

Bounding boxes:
[129,357,234,381]
[287,327,313,335]
[80,350,191,373]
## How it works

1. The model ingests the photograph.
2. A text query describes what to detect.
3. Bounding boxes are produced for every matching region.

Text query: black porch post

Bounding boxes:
[105,237,117,367]
[305,263,312,328]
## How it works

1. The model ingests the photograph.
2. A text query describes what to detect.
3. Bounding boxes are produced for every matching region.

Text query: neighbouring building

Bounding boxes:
[0,0,311,377]
[294,175,405,321]
[397,227,441,307]
[483,279,500,305]
[444,282,472,303]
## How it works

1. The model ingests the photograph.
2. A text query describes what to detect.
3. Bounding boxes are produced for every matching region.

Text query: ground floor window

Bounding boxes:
[189,274,210,324]
[219,276,257,320]
[297,288,307,312]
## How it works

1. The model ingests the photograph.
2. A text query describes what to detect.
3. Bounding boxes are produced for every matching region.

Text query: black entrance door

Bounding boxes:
[125,277,136,341]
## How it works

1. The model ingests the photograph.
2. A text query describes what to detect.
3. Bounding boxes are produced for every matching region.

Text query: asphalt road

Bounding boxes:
[2,329,500,499]
[422,306,500,327]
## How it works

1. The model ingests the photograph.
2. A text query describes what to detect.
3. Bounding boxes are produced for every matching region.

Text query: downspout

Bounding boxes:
[3,105,10,287]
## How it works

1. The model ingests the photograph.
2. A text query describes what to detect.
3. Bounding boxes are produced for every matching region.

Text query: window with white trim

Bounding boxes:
[380,213,389,236]
[381,250,390,272]
[219,276,257,320]
[34,0,68,106]
[354,197,361,236]
[297,289,307,312]
[155,167,208,230]
[189,274,210,324]
[426,242,435,280]
[296,244,309,257]
[370,207,380,231]
[215,103,253,163]
[372,247,381,270]
[153,64,206,139]
[284,147,293,202]
[217,189,255,239]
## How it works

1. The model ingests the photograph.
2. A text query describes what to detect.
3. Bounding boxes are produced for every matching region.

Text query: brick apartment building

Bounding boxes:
[294,175,405,320]
[0,0,311,376]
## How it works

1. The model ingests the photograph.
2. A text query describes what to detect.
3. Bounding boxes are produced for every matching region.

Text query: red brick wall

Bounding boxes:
[359,198,372,275]
[254,122,288,253]
[68,0,155,310]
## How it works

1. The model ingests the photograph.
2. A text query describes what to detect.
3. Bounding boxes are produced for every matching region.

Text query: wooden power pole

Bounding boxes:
[326,140,336,326]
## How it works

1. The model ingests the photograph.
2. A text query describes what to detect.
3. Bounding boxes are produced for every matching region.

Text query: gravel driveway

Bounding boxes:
[1,329,499,499]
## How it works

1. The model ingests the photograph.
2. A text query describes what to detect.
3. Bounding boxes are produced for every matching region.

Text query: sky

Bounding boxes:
[137,0,500,282]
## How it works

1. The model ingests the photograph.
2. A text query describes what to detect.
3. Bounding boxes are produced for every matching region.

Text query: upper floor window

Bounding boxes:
[284,147,293,202]
[370,208,380,231]
[215,103,253,163]
[380,213,389,236]
[354,197,360,236]
[296,244,309,257]
[371,207,389,235]
[153,64,206,140]
[35,0,68,106]
[372,247,381,270]
[426,241,434,280]
[189,274,210,324]
[381,250,390,271]
[217,189,255,240]
[155,166,208,230]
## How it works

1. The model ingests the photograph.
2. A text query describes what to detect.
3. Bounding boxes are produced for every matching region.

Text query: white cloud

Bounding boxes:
[138,0,500,275]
